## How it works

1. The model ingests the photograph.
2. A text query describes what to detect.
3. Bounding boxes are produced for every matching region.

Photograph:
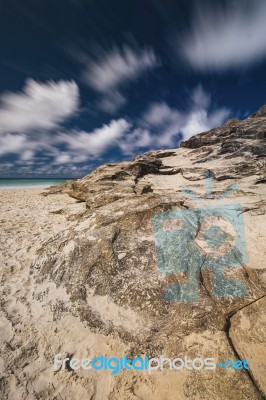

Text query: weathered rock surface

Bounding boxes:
[230,296,266,395]
[0,108,265,399]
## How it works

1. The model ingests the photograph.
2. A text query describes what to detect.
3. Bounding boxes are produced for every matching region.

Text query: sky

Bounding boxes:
[0,0,266,178]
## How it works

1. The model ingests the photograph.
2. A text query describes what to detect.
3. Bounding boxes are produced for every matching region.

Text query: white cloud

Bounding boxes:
[181,108,229,139]
[0,131,57,164]
[56,118,132,162]
[19,149,35,161]
[83,45,158,92]
[119,85,230,154]
[0,79,79,133]
[179,0,266,70]
[118,128,153,155]
[142,102,181,128]
[97,91,127,114]
[181,86,230,139]
[0,118,131,166]
[141,102,183,146]
[82,44,159,113]
[0,133,28,155]
[53,152,72,164]
[190,85,210,108]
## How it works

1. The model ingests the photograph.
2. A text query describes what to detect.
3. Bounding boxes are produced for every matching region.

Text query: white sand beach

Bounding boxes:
[0,189,121,399]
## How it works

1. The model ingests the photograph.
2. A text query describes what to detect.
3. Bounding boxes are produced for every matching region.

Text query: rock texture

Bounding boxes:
[230,296,266,395]
[0,107,265,399]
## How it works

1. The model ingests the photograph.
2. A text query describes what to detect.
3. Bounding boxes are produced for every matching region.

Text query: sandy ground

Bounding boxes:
[0,187,265,400]
[0,189,125,399]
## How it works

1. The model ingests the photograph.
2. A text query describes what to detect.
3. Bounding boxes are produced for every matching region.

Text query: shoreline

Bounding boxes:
[0,179,68,191]
[0,185,54,190]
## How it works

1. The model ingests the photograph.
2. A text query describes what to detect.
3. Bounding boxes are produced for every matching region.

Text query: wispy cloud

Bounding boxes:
[0,131,55,163]
[0,79,79,134]
[0,79,80,167]
[81,44,159,113]
[56,119,132,161]
[179,0,266,71]
[0,133,29,155]
[119,85,230,154]
[96,91,127,114]
[181,85,229,139]
[83,45,158,91]
[53,86,229,160]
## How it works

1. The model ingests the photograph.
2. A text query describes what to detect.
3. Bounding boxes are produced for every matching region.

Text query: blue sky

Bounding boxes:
[0,0,266,178]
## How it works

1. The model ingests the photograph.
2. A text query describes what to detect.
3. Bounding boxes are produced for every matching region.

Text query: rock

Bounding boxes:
[225,118,240,126]
[229,296,266,396]
[109,331,262,400]
[251,105,266,118]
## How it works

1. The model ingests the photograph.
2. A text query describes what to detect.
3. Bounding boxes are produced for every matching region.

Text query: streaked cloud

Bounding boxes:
[0,133,29,155]
[141,101,182,146]
[96,91,127,114]
[142,101,181,128]
[83,45,158,92]
[119,85,230,155]
[0,118,131,170]
[56,118,132,160]
[82,44,159,113]
[179,0,266,71]
[0,79,79,134]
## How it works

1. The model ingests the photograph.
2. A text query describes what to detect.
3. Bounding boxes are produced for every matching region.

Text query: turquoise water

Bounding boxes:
[0,179,68,189]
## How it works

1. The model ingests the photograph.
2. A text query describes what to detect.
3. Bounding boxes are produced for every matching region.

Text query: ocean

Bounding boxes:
[0,179,68,190]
